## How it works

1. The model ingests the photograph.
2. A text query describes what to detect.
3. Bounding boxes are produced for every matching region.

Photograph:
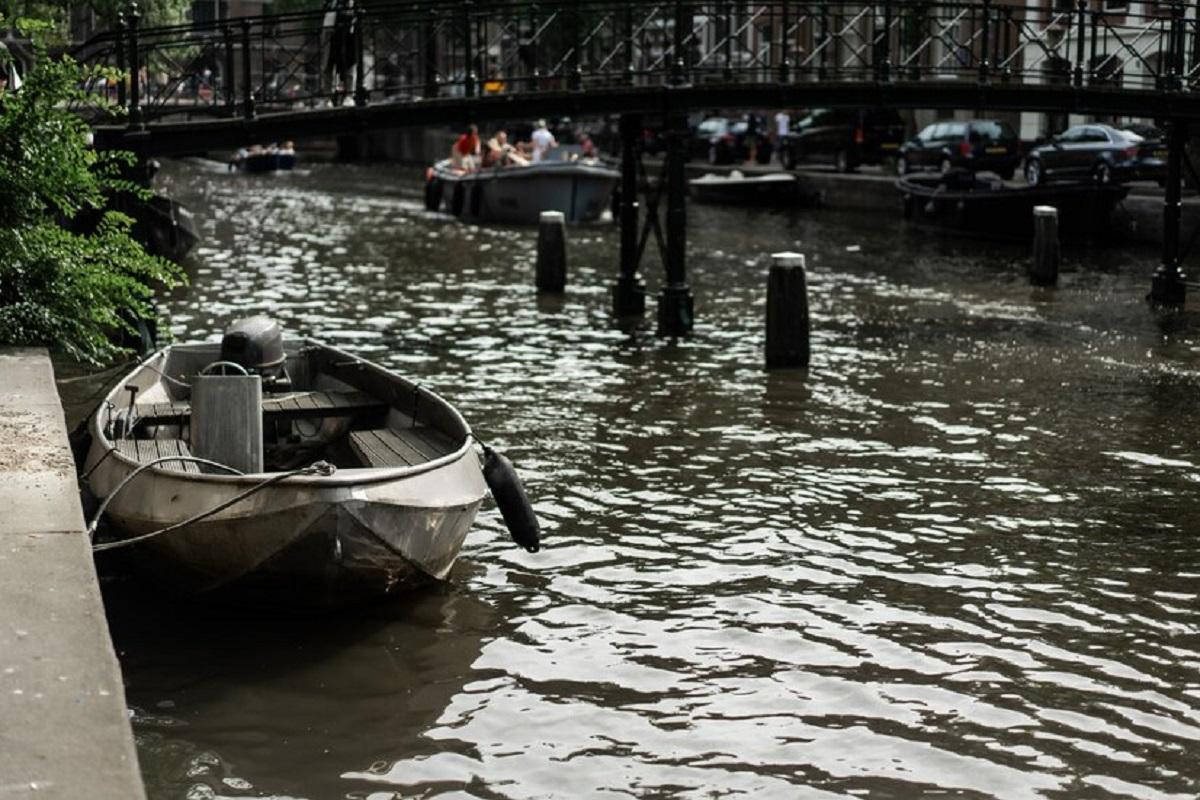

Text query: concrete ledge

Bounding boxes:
[0,348,145,800]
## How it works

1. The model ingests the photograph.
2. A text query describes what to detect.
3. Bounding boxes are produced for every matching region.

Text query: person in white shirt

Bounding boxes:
[529,119,558,163]
[773,110,791,164]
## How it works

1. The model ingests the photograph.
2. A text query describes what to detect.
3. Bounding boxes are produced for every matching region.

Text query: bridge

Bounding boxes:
[73,0,1200,325]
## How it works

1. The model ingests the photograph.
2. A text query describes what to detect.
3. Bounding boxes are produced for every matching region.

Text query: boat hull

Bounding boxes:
[897,174,1128,239]
[431,160,618,224]
[84,341,488,601]
[689,173,820,206]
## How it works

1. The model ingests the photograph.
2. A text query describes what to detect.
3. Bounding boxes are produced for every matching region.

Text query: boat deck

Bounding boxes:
[138,390,385,424]
[122,389,460,472]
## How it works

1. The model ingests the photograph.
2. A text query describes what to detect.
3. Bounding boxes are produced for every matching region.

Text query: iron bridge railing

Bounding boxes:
[69,1,1200,125]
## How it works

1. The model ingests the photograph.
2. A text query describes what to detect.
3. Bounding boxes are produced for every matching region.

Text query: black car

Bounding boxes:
[1024,124,1166,187]
[898,119,1021,179]
[779,108,905,172]
[693,115,773,165]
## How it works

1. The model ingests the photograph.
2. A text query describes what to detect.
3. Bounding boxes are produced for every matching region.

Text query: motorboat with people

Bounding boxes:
[81,316,539,602]
[424,121,619,224]
[689,170,822,207]
[896,170,1129,239]
[230,142,297,173]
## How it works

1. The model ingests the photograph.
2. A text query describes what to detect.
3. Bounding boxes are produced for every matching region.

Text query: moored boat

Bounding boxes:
[897,171,1128,239]
[231,145,297,173]
[82,317,538,602]
[689,170,821,206]
[426,158,619,224]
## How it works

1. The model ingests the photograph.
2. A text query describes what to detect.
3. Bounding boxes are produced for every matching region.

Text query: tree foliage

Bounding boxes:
[0,20,184,364]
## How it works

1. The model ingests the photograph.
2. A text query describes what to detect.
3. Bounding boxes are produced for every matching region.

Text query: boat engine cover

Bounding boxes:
[221,316,286,376]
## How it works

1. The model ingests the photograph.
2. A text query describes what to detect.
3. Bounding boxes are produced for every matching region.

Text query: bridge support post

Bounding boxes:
[240,19,255,119]
[612,114,645,319]
[422,19,439,98]
[223,25,235,111]
[1151,118,1189,307]
[657,114,693,337]
[354,6,367,107]
[462,2,476,98]
[113,14,127,109]
[126,3,142,129]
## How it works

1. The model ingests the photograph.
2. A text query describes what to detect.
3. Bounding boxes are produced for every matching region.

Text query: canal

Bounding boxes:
[81,158,1200,799]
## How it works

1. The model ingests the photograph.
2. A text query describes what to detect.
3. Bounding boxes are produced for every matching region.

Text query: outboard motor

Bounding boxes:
[189,316,282,474]
[220,315,287,383]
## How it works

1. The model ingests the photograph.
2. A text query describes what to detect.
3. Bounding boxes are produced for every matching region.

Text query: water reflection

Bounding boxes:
[90,159,1200,799]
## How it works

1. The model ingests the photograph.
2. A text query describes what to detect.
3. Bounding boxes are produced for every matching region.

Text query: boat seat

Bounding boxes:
[348,427,457,468]
[139,390,387,424]
[114,438,201,473]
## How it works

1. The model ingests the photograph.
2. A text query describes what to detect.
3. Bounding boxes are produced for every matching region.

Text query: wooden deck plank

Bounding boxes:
[115,439,200,473]
[136,391,386,423]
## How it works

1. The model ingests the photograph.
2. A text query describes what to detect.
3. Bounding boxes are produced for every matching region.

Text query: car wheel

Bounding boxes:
[897,155,910,176]
[939,157,953,175]
[1025,159,1043,187]
[1093,161,1113,186]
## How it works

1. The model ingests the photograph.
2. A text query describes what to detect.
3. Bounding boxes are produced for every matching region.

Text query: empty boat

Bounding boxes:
[82,317,538,602]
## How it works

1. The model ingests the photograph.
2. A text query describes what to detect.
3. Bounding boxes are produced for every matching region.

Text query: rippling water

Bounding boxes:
[96,158,1200,800]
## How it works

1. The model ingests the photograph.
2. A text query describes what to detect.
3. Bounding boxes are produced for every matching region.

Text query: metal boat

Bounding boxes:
[82,318,536,602]
[689,171,821,206]
[233,150,296,173]
[897,171,1128,239]
[426,158,619,224]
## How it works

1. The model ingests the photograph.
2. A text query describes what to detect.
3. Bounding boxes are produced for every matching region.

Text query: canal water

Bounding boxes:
[92,159,1200,799]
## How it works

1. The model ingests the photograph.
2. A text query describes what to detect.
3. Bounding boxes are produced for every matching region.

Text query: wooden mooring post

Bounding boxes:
[765,252,810,369]
[1031,206,1059,286]
[536,210,567,293]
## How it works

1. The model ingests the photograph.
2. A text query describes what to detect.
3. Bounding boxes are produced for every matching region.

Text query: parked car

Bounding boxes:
[693,115,773,165]
[1024,123,1166,186]
[898,119,1021,179]
[779,108,905,172]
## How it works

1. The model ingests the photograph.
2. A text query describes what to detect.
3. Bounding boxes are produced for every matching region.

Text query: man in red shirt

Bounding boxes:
[450,124,480,170]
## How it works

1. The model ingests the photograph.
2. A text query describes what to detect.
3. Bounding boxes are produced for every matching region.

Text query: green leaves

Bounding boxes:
[0,25,184,365]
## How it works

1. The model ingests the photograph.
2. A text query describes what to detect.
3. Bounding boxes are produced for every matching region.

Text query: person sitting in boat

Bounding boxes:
[483,130,528,168]
[279,140,296,155]
[449,124,481,172]
[578,133,596,159]
[528,119,558,164]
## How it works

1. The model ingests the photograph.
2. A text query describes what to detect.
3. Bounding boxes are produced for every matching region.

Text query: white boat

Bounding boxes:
[689,171,820,206]
[82,317,538,602]
[426,157,619,224]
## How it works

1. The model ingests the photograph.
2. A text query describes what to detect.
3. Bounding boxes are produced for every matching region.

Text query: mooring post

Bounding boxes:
[241,18,255,119]
[1151,118,1189,306]
[126,3,142,129]
[613,114,645,318]
[658,114,694,337]
[766,252,810,369]
[1031,206,1060,286]
[536,211,567,294]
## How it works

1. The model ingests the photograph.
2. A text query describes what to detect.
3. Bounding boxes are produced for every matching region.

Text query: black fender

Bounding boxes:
[481,444,541,553]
